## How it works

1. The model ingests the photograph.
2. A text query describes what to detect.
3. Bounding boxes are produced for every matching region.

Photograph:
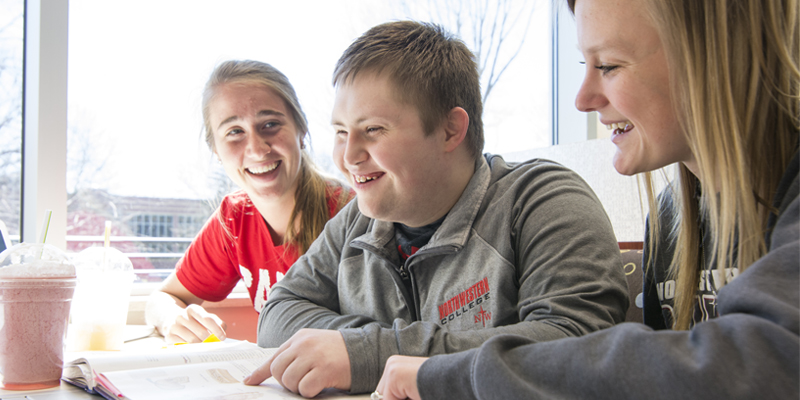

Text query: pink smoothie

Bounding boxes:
[0,268,75,389]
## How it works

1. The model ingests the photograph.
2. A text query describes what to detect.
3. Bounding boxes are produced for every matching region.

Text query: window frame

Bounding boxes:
[21,0,68,248]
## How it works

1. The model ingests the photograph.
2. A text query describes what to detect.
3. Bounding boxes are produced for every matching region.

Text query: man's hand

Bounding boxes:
[375,356,427,400]
[164,303,227,343]
[243,329,351,398]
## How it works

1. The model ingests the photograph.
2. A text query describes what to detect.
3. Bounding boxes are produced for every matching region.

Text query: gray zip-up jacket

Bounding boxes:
[417,152,800,399]
[258,154,629,393]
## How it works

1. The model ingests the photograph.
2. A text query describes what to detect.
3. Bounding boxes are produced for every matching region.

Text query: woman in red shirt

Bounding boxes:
[146,60,352,343]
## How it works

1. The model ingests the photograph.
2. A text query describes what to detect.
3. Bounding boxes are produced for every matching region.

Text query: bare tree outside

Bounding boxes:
[397,0,540,105]
[0,0,24,238]
[205,162,239,215]
[65,115,117,237]
[67,116,114,197]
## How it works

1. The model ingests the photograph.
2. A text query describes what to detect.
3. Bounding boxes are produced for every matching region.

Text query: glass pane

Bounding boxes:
[0,0,24,246]
[67,0,551,284]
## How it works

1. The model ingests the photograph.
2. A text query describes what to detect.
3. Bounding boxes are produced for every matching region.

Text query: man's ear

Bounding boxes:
[443,107,469,153]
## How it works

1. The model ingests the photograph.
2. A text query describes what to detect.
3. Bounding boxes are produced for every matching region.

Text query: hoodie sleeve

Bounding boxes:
[256,201,385,348]
[417,178,800,400]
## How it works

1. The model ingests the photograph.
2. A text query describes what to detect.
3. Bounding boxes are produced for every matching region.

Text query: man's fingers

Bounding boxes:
[266,345,297,390]
[243,355,275,386]
[276,352,315,394]
[296,369,328,399]
[249,329,351,396]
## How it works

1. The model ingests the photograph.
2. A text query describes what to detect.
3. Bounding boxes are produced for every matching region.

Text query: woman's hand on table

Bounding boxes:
[375,356,426,400]
[164,303,227,344]
[145,272,227,344]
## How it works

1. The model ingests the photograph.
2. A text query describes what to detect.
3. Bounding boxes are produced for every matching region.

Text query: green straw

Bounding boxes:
[37,209,52,244]
[36,209,52,259]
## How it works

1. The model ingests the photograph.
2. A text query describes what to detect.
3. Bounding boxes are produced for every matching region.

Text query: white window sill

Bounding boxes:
[130,280,248,296]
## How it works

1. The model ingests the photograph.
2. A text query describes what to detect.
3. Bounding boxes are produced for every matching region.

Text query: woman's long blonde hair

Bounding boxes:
[202,60,351,255]
[639,0,800,329]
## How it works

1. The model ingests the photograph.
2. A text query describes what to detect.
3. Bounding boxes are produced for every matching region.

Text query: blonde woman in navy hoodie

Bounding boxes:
[374,0,800,398]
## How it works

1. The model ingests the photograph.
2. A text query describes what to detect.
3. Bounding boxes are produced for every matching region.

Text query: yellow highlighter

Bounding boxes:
[170,333,222,346]
[203,333,222,343]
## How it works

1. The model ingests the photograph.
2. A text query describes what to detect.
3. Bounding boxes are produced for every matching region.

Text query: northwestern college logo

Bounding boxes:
[438,277,491,325]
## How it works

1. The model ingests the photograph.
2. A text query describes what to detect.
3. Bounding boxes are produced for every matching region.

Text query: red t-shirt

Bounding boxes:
[176,185,350,313]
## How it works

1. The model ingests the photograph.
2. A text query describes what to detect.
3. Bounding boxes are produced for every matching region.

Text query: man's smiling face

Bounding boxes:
[332,72,451,227]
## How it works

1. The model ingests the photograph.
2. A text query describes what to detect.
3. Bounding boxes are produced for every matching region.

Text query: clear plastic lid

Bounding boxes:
[0,243,76,278]
[72,246,133,274]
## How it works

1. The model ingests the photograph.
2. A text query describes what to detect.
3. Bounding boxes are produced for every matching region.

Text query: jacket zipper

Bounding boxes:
[398,263,409,279]
[404,245,460,320]
[353,241,461,321]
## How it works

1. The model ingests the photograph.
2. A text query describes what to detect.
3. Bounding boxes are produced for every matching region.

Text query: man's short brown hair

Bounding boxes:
[333,21,484,160]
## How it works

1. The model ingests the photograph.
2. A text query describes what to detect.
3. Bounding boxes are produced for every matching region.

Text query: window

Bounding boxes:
[130,215,172,238]
[62,0,555,285]
[0,0,23,245]
[21,1,582,289]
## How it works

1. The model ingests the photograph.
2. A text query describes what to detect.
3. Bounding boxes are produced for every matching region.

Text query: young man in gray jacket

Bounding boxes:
[243,21,628,397]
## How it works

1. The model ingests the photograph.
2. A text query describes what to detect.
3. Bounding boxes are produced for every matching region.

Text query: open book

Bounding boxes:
[62,341,365,400]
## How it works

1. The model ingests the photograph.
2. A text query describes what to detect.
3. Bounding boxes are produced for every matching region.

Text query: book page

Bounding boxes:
[69,341,272,374]
[103,357,367,400]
